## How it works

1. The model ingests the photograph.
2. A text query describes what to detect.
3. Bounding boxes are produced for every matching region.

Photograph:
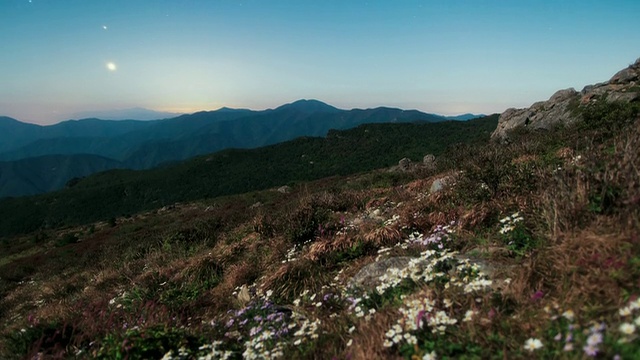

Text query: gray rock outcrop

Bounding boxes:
[398,157,412,171]
[492,58,640,140]
[348,256,415,290]
[423,154,437,171]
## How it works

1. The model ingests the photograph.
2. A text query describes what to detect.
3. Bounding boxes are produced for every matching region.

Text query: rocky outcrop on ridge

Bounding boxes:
[492,58,640,140]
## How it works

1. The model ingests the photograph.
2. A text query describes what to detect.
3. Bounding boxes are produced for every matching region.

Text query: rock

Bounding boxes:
[398,157,412,171]
[549,88,578,103]
[430,175,455,193]
[277,185,291,194]
[610,67,638,84]
[237,284,251,305]
[492,58,640,140]
[348,257,415,290]
[250,202,263,209]
[607,91,639,103]
[423,154,436,170]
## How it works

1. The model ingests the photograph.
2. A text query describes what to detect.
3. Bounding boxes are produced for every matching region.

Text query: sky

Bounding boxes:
[1,0,639,125]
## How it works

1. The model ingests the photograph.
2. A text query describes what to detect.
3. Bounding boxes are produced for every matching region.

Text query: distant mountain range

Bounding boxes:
[0,100,485,198]
[70,107,184,121]
[445,113,486,121]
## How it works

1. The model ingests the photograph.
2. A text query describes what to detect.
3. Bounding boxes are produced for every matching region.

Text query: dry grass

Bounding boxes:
[261,259,332,302]
[363,226,402,247]
[537,225,635,308]
[348,308,402,360]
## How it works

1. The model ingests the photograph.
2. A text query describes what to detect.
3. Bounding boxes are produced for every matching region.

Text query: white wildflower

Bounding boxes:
[620,323,636,335]
[524,338,543,352]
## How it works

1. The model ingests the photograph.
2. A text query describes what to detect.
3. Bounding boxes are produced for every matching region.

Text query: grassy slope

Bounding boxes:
[0,103,639,359]
[0,116,497,238]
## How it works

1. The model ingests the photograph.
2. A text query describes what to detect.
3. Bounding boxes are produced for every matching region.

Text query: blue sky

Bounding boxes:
[1,0,639,124]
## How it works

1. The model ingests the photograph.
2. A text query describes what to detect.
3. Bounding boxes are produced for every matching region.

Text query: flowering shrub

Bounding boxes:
[498,212,536,255]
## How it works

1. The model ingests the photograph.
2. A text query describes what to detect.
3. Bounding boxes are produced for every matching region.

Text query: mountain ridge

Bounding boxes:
[70,107,184,121]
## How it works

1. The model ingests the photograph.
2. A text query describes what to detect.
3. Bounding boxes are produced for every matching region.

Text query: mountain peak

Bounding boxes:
[274,99,340,113]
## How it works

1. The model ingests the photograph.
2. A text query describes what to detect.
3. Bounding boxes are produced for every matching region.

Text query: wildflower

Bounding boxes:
[619,322,636,335]
[488,308,497,319]
[463,310,475,322]
[346,339,353,347]
[619,306,633,317]
[586,332,602,346]
[563,343,573,352]
[583,344,598,357]
[635,316,640,327]
[554,333,562,341]
[422,351,437,360]
[531,290,544,301]
[590,322,606,333]
[562,309,575,321]
[523,338,543,352]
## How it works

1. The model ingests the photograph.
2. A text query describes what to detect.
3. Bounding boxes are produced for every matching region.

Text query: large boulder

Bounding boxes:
[492,57,640,141]
[610,64,639,84]
[492,88,580,140]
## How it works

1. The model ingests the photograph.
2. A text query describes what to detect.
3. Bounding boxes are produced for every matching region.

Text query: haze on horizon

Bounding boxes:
[1,0,639,125]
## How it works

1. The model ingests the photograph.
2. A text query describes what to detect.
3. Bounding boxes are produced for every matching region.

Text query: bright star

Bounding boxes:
[106,62,117,71]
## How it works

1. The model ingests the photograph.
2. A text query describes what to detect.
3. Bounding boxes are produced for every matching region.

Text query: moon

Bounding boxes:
[106,62,117,71]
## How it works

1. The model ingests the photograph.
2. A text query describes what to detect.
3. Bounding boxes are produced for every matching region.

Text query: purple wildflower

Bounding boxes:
[531,290,544,301]
[583,344,598,357]
[249,326,262,336]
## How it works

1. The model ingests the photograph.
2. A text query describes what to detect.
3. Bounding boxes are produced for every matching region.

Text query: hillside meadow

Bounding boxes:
[0,101,639,359]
